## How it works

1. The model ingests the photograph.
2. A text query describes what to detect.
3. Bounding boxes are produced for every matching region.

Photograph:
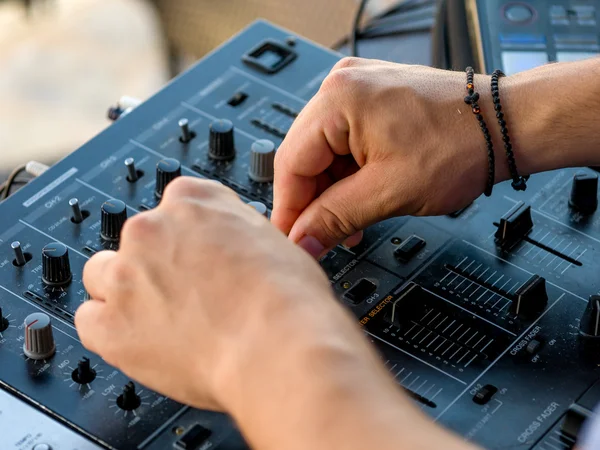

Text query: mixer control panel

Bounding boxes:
[0,20,599,450]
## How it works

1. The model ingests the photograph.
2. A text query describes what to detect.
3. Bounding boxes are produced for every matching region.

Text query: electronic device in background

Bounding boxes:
[1,20,600,450]
[434,0,600,74]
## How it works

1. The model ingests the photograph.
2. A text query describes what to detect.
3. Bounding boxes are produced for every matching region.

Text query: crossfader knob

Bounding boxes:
[249,139,275,182]
[100,200,127,241]
[155,158,181,199]
[580,295,600,338]
[570,172,598,214]
[209,119,236,161]
[23,313,56,360]
[42,243,72,286]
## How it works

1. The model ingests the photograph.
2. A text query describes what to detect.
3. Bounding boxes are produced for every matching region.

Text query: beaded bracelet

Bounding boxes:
[491,70,528,191]
[464,67,495,197]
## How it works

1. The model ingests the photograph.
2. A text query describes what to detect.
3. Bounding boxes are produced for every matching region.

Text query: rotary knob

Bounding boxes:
[72,357,97,384]
[570,172,598,214]
[248,201,269,217]
[42,243,72,286]
[23,313,56,360]
[580,295,600,338]
[209,119,236,161]
[117,382,141,411]
[0,307,9,332]
[249,139,275,182]
[155,158,181,199]
[100,200,127,241]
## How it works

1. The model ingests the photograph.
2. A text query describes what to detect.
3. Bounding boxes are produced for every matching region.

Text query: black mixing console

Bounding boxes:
[1,19,599,450]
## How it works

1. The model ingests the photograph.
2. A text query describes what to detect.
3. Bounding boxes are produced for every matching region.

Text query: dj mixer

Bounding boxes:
[1,19,600,450]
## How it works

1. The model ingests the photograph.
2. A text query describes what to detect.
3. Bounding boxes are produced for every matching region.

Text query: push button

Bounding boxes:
[504,4,534,23]
[175,424,212,449]
[550,5,569,24]
[394,235,426,263]
[344,279,377,305]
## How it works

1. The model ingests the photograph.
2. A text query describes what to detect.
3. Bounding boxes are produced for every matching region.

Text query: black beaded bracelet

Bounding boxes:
[464,67,495,197]
[491,70,528,191]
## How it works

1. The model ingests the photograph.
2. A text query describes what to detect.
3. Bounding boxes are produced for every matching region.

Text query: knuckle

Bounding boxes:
[332,56,362,71]
[121,212,163,243]
[321,68,354,94]
[315,203,358,243]
[162,176,206,200]
[107,258,138,287]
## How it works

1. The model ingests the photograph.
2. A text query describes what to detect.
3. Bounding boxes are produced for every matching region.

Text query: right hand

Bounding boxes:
[272,58,523,257]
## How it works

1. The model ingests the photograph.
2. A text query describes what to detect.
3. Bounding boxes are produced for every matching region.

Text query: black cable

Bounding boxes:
[358,23,433,40]
[338,0,435,54]
[0,165,27,200]
[350,0,370,57]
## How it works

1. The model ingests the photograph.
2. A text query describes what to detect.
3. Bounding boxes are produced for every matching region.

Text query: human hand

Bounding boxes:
[75,177,337,411]
[272,58,528,257]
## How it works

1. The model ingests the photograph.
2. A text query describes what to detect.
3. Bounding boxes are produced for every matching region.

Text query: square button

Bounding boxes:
[175,424,212,450]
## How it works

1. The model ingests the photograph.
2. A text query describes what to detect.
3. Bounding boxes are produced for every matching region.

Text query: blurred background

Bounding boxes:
[1,0,416,178]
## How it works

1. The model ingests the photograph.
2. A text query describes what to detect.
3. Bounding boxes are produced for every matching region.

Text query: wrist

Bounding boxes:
[478,58,600,185]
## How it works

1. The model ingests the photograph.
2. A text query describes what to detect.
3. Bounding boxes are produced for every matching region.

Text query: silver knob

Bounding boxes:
[23,313,56,360]
[249,139,275,182]
[248,201,269,217]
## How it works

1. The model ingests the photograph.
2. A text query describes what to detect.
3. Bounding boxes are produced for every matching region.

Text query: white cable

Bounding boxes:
[25,161,50,177]
[118,96,142,110]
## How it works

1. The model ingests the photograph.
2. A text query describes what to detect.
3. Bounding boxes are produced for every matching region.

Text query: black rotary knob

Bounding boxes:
[117,382,141,411]
[155,158,181,199]
[580,295,600,338]
[72,357,97,384]
[570,172,598,214]
[0,307,8,332]
[100,200,127,241]
[42,242,72,286]
[209,119,236,161]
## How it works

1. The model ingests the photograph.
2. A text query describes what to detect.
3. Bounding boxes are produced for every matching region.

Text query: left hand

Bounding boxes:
[75,177,338,411]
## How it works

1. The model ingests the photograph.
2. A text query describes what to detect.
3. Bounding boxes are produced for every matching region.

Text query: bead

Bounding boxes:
[499,119,506,127]
[503,135,510,143]
[467,83,474,90]
[473,107,480,114]
[496,111,504,119]
[512,178,527,191]
[476,114,483,121]
[495,103,502,111]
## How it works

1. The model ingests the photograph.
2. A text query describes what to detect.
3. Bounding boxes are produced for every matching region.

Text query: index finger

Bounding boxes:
[272,98,350,235]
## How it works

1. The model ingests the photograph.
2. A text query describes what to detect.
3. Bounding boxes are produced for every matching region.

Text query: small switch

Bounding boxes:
[473,384,498,405]
[526,339,543,355]
[344,279,377,305]
[394,235,426,263]
[228,92,248,107]
[175,424,212,450]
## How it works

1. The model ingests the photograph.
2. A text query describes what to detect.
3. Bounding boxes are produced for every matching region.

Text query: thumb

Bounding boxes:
[289,165,400,257]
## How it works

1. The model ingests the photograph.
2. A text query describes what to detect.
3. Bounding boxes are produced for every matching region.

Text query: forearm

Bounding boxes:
[478,57,600,183]
[218,294,478,450]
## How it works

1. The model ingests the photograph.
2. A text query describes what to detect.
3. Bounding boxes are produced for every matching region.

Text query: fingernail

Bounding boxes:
[297,235,325,259]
